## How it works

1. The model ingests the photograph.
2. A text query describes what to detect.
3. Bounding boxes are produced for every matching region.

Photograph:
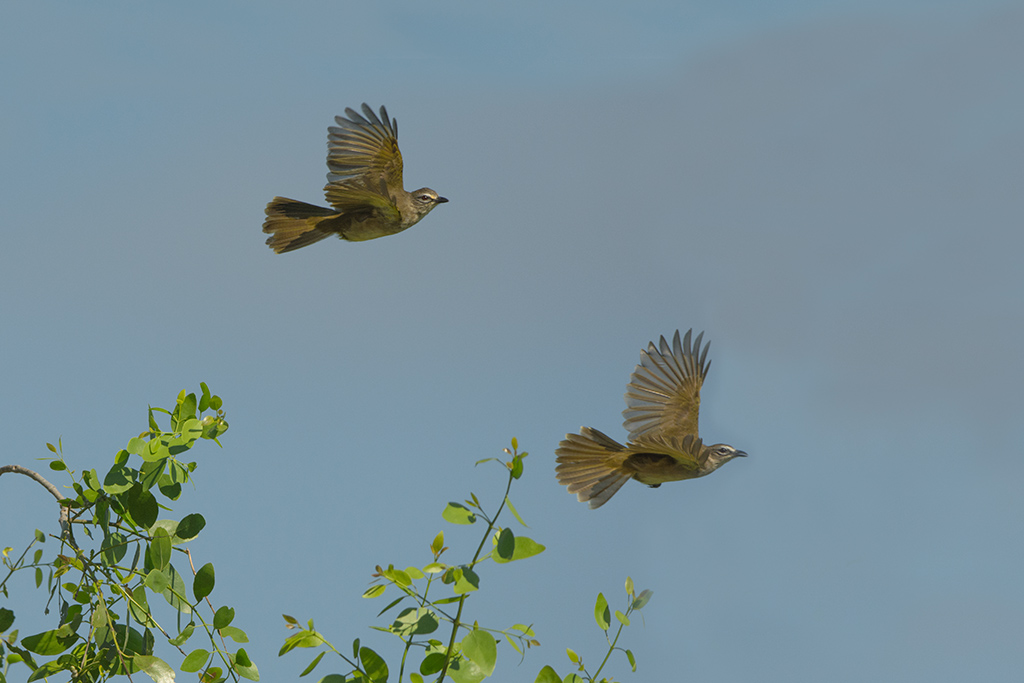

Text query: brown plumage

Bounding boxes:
[556,329,747,509]
[263,104,447,253]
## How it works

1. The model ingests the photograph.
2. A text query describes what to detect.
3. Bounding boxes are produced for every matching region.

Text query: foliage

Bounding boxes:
[3,396,654,683]
[279,439,653,683]
[0,384,257,683]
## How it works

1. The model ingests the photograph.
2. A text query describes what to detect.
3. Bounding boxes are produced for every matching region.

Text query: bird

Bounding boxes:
[555,329,747,509]
[263,104,448,253]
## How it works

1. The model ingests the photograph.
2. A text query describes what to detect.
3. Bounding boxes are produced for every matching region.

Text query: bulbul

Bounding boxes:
[263,104,448,253]
[556,329,747,509]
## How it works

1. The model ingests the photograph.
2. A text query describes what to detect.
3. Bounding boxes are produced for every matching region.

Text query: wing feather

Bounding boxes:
[325,103,404,200]
[622,329,710,441]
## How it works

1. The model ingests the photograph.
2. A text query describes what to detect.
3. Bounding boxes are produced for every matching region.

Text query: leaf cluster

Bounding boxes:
[279,439,654,683]
[0,385,257,683]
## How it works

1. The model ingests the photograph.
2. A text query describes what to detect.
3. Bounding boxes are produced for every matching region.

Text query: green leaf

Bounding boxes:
[376,596,406,617]
[100,532,128,566]
[20,629,77,655]
[214,605,235,629]
[594,593,610,631]
[0,607,14,632]
[359,646,388,682]
[495,527,515,561]
[452,566,480,594]
[150,527,172,570]
[126,484,158,528]
[234,647,259,681]
[139,458,167,491]
[362,585,386,599]
[193,562,215,600]
[161,564,191,614]
[510,455,524,479]
[103,464,135,494]
[462,630,497,676]
[566,648,579,664]
[48,460,66,471]
[626,648,637,671]
[220,626,249,643]
[129,585,155,627]
[615,610,630,626]
[134,654,175,683]
[625,576,634,597]
[632,589,653,610]
[534,665,561,683]
[199,383,211,412]
[27,659,70,682]
[278,631,324,656]
[420,652,446,675]
[442,503,477,525]
[431,531,444,555]
[389,608,438,636]
[299,651,324,677]
[145,568,169,593]
[181,648,209,672]
[446,653,486,683]
[505,496,528,527]
[34,528,45,543]
[176,513,206,541]
[168,622,195,647]
[127,437,146,455]
[422,562,446,574]
[492,535,546,564]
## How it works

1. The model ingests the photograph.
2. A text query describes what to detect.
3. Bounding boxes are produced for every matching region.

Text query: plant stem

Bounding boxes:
[436,466,516,682]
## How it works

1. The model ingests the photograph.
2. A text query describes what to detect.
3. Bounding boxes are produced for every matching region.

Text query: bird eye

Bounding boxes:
[419,194,432,202]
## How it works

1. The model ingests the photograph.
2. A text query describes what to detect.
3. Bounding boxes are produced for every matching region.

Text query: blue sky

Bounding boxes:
[2,1,1022,681]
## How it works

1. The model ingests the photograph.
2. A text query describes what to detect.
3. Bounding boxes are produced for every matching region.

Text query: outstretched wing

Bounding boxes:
[622,329,710,441]
[325,104,404,203]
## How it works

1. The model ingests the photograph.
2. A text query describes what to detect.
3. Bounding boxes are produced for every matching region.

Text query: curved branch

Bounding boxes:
[0,464,75,547]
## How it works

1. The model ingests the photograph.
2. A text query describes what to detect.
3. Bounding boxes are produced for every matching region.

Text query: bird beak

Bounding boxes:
[435,196,449,204]
[735,450,748,457]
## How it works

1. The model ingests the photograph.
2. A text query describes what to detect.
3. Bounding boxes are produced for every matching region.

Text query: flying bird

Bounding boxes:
[556,329,747,509]
[263,104,448,253]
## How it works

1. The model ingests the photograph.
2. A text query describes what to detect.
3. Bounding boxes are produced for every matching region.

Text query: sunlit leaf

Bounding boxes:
[462,630,496,676]
[594,593,610,631]
[181,648,209,672]
[442,503,476,525]
[134,654,175,683]
[150,528,172,570]
[534,665,561,683]
[359,646,388,682]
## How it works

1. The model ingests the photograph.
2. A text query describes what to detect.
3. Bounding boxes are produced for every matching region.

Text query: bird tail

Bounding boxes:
[263,197,339,253]
[555,427,633,509]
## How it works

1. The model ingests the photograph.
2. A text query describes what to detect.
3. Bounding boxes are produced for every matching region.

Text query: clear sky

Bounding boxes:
[2,1,1022,681]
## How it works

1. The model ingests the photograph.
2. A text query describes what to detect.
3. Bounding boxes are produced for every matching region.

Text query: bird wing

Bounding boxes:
[622,329,710,441]
[325,104,404,205]
[628,433,707,470]
[322,177,401,226]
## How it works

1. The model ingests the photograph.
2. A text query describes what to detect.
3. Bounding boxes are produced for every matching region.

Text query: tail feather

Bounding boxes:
[555,427,632,509]
[263,197,339,253]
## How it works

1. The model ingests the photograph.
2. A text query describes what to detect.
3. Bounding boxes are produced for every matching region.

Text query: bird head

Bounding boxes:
[410,188,448,218]
[704,444,747,472]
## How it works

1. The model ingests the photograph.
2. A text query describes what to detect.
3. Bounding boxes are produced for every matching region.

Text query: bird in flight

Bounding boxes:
[263,104,448,253]
[556,329,747,509]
